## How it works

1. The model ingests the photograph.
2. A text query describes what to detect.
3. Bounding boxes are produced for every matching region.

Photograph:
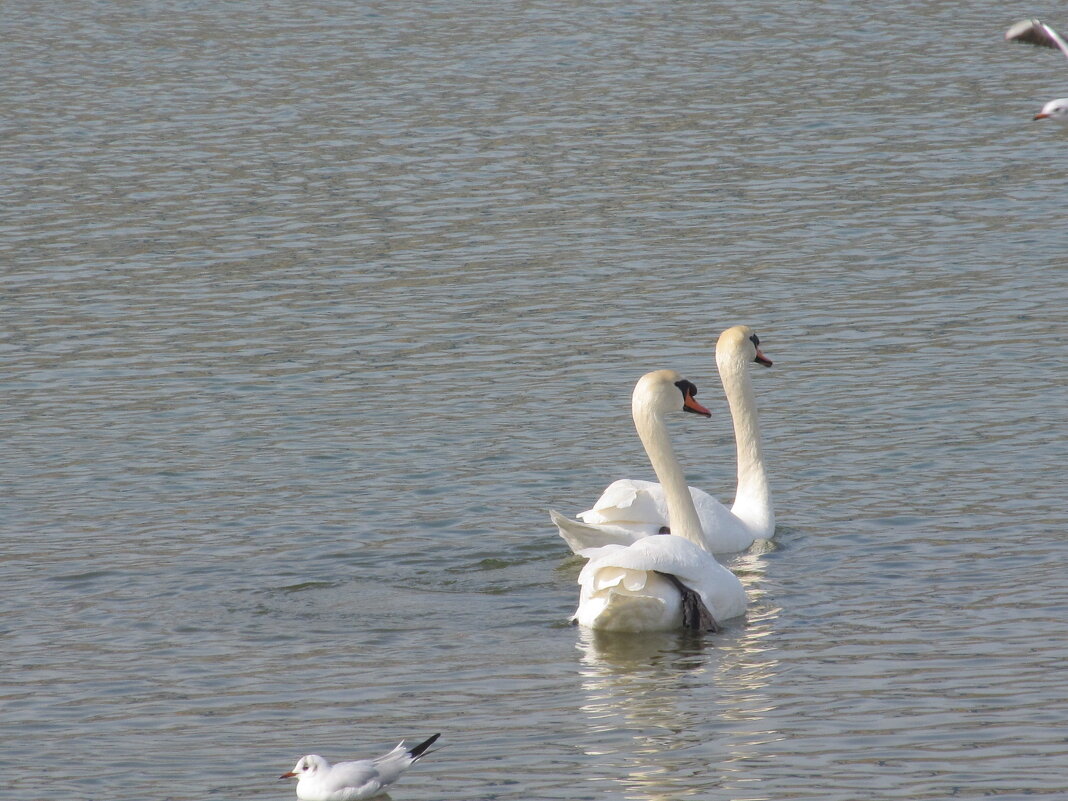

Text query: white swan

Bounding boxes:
[552,325,774,555]
[566,370,747,633]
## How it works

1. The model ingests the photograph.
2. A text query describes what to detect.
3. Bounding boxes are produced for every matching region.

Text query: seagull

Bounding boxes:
[280,733,440,801]
[1005,18,1068,120]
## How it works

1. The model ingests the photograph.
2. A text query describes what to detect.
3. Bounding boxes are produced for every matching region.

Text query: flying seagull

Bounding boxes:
[1005,18,1068,120]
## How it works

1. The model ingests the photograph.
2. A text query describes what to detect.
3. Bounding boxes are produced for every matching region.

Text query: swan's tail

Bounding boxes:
[550,509,639,554]
[408,733,440,761]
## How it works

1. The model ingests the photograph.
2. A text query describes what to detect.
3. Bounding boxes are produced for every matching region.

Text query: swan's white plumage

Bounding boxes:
[582,479,665,525]
[574,479,760,552]
[564,369,748,632]
[550,508,648,552]
[572,535,746,632]
[554,326,774,554]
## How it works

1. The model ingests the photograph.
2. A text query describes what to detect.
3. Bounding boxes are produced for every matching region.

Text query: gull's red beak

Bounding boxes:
[1035,112,1050,120]
[279,772,297,779]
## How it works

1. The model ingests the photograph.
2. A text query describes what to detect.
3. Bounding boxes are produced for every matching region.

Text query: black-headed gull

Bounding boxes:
[1005,18,1068,120]
[280,733,440,801]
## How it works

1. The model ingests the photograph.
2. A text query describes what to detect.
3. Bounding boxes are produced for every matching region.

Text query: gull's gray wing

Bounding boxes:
[1006,18,1068,59]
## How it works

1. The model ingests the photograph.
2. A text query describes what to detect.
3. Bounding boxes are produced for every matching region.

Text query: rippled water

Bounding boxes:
[3,0,1067,799]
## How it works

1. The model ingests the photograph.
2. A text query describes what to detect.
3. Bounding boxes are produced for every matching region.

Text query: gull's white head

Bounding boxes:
[1034,97,1068,121]
[280,754,328,781]
[632,369,712,420]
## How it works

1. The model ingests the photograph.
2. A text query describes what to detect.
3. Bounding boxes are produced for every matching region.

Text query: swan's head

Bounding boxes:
[280,754,328,781]
[716,325,772,368]
[632,369,712,419]
[1034,97,1068,120]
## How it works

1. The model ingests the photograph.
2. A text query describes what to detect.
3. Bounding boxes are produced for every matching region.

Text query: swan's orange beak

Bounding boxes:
[755,348,772,367]
[279,772,297,779]
[682,391,712,417]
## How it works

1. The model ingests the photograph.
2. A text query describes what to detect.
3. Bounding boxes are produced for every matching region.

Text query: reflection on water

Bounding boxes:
[575,554,781,800]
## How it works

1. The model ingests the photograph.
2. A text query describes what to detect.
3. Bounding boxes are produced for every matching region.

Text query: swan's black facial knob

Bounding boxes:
[750,333,773,367]
[674,379,712,417]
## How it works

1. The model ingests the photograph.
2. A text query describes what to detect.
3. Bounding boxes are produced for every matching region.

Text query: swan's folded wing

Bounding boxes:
[576,480,755,553]
[582,563,653,593]
[691,489,758,552]
[577,479,669,525]
[579,536,713,580]
[578,537,747,622]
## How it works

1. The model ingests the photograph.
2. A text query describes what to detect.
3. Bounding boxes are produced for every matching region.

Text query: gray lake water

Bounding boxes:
[3,0,1068,799]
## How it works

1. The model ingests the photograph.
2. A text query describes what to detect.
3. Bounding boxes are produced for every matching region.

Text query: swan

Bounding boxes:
[551,325,773,555]
[566,369,748,633]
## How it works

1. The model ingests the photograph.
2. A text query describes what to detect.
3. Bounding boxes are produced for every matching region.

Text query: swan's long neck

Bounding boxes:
[718,355,775,537]
[632,401,706,548]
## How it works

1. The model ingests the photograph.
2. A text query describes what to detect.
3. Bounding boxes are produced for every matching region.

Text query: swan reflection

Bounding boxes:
[574,549,780,800]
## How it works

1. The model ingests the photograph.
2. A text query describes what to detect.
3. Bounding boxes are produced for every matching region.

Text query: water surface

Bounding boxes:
[3,1,1067,799]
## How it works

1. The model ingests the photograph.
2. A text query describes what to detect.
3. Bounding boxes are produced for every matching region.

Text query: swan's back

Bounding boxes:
[573,535,747,632]
[577,479,757,553]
